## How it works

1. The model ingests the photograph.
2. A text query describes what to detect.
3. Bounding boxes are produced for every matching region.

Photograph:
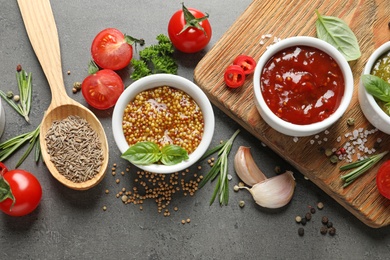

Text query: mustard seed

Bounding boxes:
[295,216,302,223]
[103,206,107,211]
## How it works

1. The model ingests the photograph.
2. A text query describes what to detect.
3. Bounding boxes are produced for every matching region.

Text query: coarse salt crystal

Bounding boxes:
[310,140,315,145]
[293,137,299,143]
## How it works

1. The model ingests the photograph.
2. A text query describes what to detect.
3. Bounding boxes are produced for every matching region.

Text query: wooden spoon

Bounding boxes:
[17,0,109,190]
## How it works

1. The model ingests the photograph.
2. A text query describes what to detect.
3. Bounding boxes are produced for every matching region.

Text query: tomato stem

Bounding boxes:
[178,3,210,36]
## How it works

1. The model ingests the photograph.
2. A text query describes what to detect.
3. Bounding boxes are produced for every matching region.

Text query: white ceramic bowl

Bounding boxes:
[112,74,215,174]
[358,41,390,135]
[253,36,354,137]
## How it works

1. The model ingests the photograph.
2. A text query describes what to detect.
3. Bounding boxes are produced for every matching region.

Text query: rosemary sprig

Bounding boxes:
[198,129,240,206]
[0,67,32,123]
[0,124,41,168]
[340,151,388,187]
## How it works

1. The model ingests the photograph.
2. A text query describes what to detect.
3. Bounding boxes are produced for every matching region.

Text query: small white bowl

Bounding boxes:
[253,36,354,137]
[112,74,215,174]
[358,41,390,135]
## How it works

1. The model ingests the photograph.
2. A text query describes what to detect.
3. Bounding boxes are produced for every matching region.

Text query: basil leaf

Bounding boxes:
[160,144,189,166]
[362,74,390,103]
[315,10,361,61]
[121,141,161,165]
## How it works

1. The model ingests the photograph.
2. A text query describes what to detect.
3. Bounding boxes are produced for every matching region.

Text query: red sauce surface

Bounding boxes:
[260,46,345,125]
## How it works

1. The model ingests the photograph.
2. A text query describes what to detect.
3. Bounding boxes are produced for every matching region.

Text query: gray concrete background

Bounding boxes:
[0,0,389,259]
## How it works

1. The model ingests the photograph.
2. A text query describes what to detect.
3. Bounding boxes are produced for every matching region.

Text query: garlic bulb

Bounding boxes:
[234,146,267,186]
[242,171,296,209]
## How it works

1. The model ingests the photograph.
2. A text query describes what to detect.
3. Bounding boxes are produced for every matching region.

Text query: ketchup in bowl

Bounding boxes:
[260,45,345,125]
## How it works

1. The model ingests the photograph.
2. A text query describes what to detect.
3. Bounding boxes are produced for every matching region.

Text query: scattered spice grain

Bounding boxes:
[295,216,302,223]
[298,227,304,236]
[317,202,324,210]
[239,200,245,208]
[45,115,104,183]
[328,227,336,236]
[321,216,329,225]
[320,226,328,235]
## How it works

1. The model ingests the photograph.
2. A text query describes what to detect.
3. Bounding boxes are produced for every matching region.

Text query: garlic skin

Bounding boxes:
[234,146,267,186]
[245,171,295,209]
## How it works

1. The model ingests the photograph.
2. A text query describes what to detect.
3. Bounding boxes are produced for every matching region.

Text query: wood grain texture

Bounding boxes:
[18,0,109,190]
[194,0,390,227]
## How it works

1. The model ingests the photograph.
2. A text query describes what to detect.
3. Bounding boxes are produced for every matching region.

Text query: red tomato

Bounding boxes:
[91,28,133,70]
[168,4,212,53]
[81,69,124,110]
[0,168,42,217]
[233,55,257,75]
[376,160,390,199]
[224,65,245,88]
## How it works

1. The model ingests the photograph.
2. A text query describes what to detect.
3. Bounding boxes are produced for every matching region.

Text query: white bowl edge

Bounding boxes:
[112,74,215,174]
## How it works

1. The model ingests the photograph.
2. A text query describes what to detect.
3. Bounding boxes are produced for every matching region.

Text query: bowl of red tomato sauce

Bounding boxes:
[253,36,354,137]
[358,41,390,135]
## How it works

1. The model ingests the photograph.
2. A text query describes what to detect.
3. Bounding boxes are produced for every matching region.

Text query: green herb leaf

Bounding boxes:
[0,68,33,123]
[340,151,388,187]
[121,141,161,165]
[160,144,189,166]
[361,74,390,103]
[198,129,240,206]
[315,10,361,61]
[0,124,41,167]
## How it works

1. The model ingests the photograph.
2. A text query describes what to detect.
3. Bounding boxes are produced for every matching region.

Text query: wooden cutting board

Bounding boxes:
[194,0,390,228]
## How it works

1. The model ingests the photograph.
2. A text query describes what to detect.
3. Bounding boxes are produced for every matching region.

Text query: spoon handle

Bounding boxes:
[17,0,68,102]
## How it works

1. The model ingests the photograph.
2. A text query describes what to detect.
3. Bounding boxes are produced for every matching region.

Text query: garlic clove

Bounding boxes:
[234,146,267,186]
[245,171,295,209]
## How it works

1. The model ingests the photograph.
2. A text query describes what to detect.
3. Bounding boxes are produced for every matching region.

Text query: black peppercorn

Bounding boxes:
[328,227,336,236]
[321,216,329,225]
[320,226,328,235]
[327,222,333,228]
[310,207,316,214]
[301,218,307,225]
[298,227,304,236]
[305,212,312,221]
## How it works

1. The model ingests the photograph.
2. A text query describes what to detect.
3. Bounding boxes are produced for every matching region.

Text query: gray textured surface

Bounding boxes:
[0,0,389,259]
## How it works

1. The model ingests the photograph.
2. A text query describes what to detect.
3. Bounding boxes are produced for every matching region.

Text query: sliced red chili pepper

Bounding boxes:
[224,65,245,88]
[233,55,257,75]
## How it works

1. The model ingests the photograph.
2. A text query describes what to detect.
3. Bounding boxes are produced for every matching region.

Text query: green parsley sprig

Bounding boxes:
[198,129,240,206]
[0,66,32,123]
[130,34,178,80]
[340,151,388,187]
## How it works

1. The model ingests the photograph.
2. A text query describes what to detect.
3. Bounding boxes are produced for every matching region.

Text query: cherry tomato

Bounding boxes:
[376,160,390,199]
[233,55,257,75]
[82,69,124,110]
[224,65,246,88]
[168,4,212,53]
[0,167,42,217]
[91,28,133,71]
